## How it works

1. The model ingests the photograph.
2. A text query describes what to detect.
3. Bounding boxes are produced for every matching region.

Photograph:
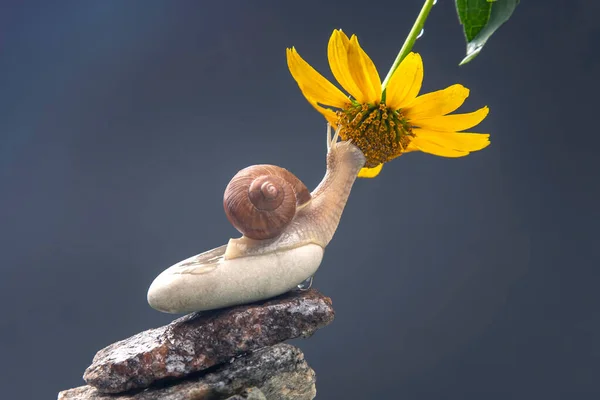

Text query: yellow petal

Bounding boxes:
[358,163,383,178]
[328,30,363,103]
[308,98,339,127]
[385,52,424,110]
[410,138,470,157]
[402,142,420,153]
[403,84,470,120]
[411,128,490,157]
[286,47,349,109]
[412,106,489,132]
[346,35,382,104]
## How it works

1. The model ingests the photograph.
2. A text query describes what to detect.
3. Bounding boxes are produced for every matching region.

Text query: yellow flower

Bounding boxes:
[286,29,490,178]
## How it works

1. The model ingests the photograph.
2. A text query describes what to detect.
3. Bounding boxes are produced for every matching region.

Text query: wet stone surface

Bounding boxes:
[82,289,333,394]
[59,344,316,400]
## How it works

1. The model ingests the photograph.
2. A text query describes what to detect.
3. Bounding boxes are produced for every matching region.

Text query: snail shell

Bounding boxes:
[223,165,311,240]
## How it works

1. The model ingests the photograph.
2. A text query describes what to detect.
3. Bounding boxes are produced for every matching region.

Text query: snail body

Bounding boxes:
[147,127,366,313]
[222,136,366,260]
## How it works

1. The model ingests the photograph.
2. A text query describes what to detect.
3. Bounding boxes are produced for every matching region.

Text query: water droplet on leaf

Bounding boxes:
[417,29,425,39]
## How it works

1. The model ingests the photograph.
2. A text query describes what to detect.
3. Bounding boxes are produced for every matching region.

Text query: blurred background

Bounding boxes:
[1,0,598,398]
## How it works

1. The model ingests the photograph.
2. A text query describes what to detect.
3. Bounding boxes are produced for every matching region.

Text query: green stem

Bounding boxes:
[381,0,436,92]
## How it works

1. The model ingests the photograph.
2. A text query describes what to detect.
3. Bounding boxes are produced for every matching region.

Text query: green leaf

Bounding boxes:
[456,0,519,65]
[456,0,493,42]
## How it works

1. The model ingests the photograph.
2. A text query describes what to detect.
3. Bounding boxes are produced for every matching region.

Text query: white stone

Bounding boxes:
[147,243,324,313]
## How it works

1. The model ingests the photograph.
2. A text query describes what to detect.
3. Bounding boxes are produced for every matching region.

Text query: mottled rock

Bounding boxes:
[84,289,333,393]
[225,387,267,400]
[60,344,315,400]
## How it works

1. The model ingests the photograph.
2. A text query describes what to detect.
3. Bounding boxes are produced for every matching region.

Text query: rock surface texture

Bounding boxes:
[59,344,316,400]
[81,289,333,394]
[224,387,267,400]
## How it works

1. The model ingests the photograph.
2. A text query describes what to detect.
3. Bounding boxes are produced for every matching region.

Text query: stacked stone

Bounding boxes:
[58,289,334,400]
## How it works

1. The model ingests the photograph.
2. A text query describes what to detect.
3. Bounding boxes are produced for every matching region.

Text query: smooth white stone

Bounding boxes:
[147,243,324,314]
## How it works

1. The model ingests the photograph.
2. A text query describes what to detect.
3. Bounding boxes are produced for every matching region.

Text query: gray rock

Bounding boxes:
[225,387,267,400]
[59,344,315,400]
[83,289,333,393]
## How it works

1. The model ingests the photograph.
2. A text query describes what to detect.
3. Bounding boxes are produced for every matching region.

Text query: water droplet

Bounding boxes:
[417,29,425,39]
[297,276,314,291]
[433,0,437,5]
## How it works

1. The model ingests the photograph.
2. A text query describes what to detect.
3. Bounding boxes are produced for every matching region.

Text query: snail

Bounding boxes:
[147,125,366,313]
[223,164,312,241]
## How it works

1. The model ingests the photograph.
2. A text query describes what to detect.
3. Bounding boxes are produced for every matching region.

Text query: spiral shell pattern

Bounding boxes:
[223,165,311,240]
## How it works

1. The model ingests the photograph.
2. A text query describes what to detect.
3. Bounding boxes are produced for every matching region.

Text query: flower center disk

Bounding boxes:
[337,103,414,168]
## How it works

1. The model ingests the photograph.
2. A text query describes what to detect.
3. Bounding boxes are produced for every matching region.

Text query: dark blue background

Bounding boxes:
[1,1,598,398]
